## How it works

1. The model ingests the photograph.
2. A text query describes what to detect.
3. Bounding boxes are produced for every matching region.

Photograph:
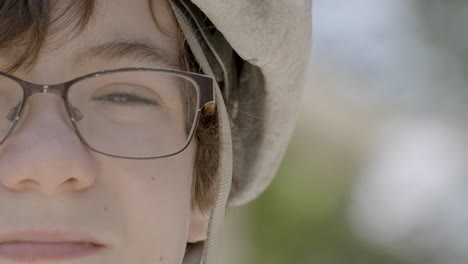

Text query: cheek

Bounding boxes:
[94,140,196,262]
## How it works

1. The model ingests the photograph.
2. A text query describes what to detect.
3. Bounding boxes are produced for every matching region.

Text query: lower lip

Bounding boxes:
[0,241,106,262]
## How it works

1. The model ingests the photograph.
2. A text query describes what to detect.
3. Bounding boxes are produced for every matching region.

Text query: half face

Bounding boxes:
[0,0,209,263]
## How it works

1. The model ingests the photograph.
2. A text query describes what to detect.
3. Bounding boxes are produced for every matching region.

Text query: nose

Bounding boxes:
[0,94,98,195]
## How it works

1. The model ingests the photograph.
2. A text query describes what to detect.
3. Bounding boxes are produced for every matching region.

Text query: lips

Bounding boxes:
[0,229,108,262]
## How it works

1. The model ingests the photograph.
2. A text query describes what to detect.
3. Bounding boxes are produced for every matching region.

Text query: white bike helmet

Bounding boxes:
[168,1,312,263]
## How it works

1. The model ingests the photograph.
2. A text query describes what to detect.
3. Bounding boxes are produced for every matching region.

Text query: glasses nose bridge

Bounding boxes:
[26,82,67,99]
[18,81,75,122]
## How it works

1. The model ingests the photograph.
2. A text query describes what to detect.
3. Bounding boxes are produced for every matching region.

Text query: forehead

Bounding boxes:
[6,0,181,80]
[77,0,178,48]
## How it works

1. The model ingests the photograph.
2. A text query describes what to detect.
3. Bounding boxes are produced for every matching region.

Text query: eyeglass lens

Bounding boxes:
[0,71,200,158]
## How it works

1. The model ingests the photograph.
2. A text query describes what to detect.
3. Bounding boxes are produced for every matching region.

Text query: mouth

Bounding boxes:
[0,229,108,262]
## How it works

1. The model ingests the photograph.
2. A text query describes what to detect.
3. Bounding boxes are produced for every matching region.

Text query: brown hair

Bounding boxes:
[0,0,235,213]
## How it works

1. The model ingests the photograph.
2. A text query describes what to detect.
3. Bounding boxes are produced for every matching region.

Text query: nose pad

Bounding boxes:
[70,105,84,122]
[6,94,77,139]
[6,103,20,122]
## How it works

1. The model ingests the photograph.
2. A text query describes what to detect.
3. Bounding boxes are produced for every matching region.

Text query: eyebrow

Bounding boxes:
[73,39,181,70]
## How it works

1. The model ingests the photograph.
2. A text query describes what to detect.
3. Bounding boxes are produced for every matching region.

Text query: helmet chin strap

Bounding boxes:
[169,1,234,264]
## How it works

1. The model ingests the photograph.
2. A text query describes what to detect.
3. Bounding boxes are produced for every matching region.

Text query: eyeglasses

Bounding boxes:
[0,67,214,159]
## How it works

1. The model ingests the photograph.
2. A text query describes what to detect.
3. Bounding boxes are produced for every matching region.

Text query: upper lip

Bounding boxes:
[0,228,107,247]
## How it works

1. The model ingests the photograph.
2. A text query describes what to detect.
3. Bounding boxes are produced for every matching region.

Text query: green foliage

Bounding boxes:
[242,149,405,264]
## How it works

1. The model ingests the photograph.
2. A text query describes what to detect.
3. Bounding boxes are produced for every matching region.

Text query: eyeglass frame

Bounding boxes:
[0,67,215,160]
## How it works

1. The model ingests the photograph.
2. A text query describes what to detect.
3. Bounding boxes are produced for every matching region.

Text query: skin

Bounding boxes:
[0,0,211,263]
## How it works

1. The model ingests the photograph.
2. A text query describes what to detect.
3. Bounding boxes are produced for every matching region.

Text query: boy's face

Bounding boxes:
[0,0,207,263]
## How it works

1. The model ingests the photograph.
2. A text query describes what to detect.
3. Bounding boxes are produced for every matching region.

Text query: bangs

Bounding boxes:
[0,0,95,73]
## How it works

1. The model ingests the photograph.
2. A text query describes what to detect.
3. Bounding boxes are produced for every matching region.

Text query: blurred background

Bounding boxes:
[223,1,468,264]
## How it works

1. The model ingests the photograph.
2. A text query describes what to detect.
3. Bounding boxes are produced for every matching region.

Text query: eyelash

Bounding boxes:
[92,92,158,105]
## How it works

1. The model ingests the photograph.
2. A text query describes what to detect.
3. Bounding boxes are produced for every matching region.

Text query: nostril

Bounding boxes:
[65,178,78,184]
[10,179,40,191]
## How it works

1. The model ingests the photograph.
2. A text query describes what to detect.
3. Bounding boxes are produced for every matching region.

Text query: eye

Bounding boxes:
[92,92,159,105]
